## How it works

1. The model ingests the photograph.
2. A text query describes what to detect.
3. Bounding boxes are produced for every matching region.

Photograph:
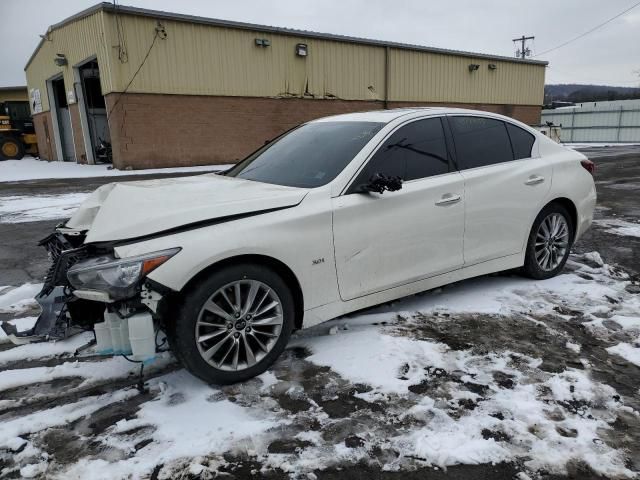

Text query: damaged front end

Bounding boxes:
[1,225,179,361]
[1,228,94,344]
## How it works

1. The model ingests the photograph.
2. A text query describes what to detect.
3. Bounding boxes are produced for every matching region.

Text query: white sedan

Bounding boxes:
[3,108,596,384]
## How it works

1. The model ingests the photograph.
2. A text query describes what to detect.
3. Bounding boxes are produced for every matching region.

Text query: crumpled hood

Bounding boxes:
[66,174,308,243]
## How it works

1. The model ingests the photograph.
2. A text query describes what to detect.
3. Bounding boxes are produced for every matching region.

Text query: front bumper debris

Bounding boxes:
[1,286,69,344]
[2,228,162,364]
[1,231,88,345]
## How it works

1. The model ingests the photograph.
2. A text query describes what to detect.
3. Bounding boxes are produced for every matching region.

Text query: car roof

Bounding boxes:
[311,107,500,124]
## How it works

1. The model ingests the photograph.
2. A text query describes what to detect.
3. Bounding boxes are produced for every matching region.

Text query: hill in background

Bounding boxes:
[545,84,640,104]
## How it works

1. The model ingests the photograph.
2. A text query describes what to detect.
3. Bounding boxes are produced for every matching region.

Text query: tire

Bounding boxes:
[0,136,25,160]
[523,203,574,280]
[171,263,295,384]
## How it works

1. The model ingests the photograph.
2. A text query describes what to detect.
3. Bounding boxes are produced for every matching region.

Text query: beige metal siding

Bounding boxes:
[110,13,543,105]
[26,8,545,110]
[108,14,386,101]
[389,49,545,105]
[0,88,29,103]
[25,11,115,113]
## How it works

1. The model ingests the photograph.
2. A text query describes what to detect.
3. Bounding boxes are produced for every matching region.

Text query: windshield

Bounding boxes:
[226,121,384,188]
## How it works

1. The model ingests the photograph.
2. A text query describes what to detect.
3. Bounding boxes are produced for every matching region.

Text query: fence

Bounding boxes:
[541,100,640,143]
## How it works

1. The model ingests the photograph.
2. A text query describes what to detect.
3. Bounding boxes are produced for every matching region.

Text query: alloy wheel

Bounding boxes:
[195,279,283,371]
[535,213,570,271]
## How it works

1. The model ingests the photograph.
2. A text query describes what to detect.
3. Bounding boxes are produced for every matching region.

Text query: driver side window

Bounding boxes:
[348,117,450,193]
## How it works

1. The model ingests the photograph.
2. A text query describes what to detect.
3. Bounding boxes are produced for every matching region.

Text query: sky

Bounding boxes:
[0,0,639,88]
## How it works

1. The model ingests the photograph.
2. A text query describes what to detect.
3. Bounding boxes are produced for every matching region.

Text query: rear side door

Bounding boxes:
[448,115,552,265]
[332,117,465,301]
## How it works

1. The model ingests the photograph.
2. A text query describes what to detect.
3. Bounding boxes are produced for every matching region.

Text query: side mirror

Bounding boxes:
[356,173,403,194]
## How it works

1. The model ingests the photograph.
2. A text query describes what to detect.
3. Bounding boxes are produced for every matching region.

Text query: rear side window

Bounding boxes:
[449,116,513,169]
[506,123,535,159]
[353,118,449,186]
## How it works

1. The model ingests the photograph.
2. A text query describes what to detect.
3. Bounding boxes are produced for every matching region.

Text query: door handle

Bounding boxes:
[525,175,545,186]
[435,193,461,206]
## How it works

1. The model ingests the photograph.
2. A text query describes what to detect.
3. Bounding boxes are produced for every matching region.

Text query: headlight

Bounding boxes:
[67,248,180,300]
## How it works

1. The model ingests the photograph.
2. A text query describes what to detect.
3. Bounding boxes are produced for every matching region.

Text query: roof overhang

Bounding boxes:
[0,86,28,91]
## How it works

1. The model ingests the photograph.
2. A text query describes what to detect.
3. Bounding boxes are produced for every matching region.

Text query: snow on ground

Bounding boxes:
[0,333,95,362]
[0,283,42,344]
[0,284,41,314]
[0,193,90,223]
[291,255,640,476]
[607,342,640,367]
[601,182,640,191]
[0,254,639,478]
[61,370,278,480]
[1,389,140,452]
[0,158,233,183]
[0,317,37,342]
[0,352,173,393]
[594,217,640,238]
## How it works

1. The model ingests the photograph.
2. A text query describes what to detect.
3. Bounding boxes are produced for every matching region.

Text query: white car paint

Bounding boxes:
[460,156,553,264]
[332,171,466,300]
[66,174,308,243]
[67,108,596,329]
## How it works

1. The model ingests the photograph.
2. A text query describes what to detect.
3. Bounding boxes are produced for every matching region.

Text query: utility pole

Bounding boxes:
[512,35,535,59]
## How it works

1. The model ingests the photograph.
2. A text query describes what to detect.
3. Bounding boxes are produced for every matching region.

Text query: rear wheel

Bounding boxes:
[523,203,574,279]
[0,136,25,160]
[171,263,295,384]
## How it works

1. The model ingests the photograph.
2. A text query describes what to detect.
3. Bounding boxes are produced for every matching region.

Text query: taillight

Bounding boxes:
[581,159,595,176]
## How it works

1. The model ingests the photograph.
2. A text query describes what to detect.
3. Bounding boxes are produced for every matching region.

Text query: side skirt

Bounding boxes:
[302,253,524,328]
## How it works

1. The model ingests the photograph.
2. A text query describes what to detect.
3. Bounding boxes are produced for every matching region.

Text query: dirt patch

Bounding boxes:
[0,362,180,421]
[0,353,114,372]
[408,312,582,375]
[72,392,152,436]
[314,462,520,479]
[0,376,84,402]
[267,438,313,454]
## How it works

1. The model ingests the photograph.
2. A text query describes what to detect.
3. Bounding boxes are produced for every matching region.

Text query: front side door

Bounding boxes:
[332,117,465,301]
[448,116,552,265]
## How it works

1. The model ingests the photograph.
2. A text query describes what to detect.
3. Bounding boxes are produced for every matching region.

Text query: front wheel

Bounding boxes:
[0,136,25,160]
[523,203,574,280]
[171,263,295,384]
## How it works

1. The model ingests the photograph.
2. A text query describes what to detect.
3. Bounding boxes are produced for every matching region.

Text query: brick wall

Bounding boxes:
[104,94,381,169]
[104,93,541,169]
[32,111,57,161]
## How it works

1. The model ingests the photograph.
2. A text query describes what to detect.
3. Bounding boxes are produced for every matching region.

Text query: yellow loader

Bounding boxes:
[0,101,38,160]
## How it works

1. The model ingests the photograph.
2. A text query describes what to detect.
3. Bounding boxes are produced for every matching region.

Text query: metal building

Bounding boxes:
[541,99,640,143]
[25,3,548,169]
[0,86,28,104]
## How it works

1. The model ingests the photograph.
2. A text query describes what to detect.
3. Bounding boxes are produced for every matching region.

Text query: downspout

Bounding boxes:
[384,46,390,110]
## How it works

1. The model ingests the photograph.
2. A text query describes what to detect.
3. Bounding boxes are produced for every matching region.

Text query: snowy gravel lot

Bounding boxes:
[1,149,639,479]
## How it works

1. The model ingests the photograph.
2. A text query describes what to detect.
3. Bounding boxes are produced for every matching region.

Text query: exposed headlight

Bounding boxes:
[67,248,180,300]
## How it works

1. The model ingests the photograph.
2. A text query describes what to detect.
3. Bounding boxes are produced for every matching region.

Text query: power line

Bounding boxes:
[106,26,163,120]
[534,0,640,57]
[113,0,128,63]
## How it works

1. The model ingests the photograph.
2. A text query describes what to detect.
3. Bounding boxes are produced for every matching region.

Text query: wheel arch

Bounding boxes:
[178,254,305,330]
[543,197,578,242]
